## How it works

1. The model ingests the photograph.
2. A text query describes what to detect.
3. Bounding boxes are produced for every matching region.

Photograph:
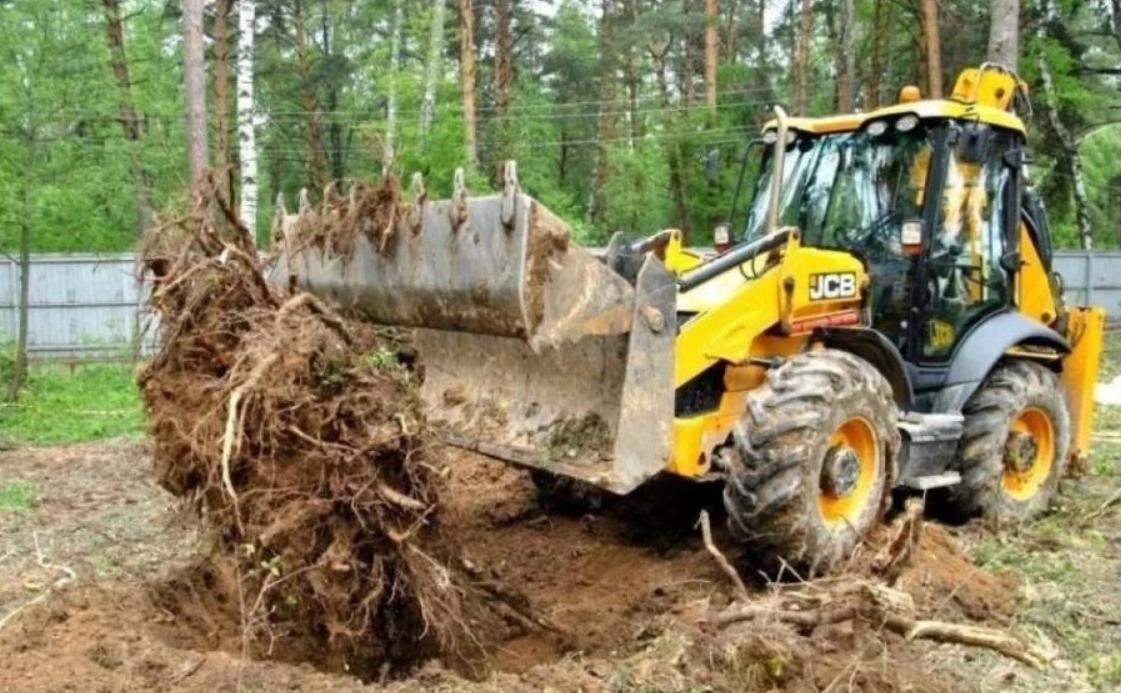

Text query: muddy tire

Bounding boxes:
[530,470,608,514]
[943,360,1070,524]
[723,349,900,576]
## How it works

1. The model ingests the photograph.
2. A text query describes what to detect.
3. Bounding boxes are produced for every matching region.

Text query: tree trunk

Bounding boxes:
[458,0,478,167]
[834,0,855,112]
[489,0,515,182]
[650,38,689,232]
[213,0,232,195]
[386,0,402,171]
[986,0,1019,70]
[724,0,739,63]
[293,0,328,192]
[704,0,719,108]
[590,2,617,225]
[420,0,447,139]
[100,0,153,236]
[7,179,31,403]
[320,8,345,182]
[919,0,943,98]
[794,0,812,114]
[493,0,514,117]
[182,0,209,196]
[1037,0,1093,249]
[752,0,770,106]
[865,0,883,108]
[625,0,642,146]
[237,0,258,233]
[1111,0,1121,53]
[682,0,695,109]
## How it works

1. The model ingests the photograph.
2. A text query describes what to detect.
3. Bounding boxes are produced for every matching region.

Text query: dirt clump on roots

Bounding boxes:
[277,176,401,261]
[137,174,485,680]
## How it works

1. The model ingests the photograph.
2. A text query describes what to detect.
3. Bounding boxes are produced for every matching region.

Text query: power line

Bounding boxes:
[49,80,829,123]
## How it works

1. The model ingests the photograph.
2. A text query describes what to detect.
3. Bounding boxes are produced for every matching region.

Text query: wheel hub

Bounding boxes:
[822,446,861,498]
[1004,430,1038,474]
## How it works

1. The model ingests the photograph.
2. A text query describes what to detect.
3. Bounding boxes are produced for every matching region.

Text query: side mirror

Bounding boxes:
[901,218,924,256]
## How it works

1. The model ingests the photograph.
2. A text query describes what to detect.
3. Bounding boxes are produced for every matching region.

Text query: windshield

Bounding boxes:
[741,126,933,255]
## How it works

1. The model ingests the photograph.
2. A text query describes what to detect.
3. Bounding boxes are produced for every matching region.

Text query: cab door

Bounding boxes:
[918,124,1020,361]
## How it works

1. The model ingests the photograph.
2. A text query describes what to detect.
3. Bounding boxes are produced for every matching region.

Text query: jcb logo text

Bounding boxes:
[809,273,857,301]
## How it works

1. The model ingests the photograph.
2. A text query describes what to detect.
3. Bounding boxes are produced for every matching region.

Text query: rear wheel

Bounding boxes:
[723,349,900,575]
[944,360,1070,523]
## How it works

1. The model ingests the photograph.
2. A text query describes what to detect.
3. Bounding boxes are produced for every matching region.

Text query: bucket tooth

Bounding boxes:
[501,160,519,228]
[298,188,312,214]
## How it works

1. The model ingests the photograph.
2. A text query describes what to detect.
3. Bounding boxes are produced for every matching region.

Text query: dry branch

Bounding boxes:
[0,534,76,632]
[698,510,749,602]
[714,579,1049,669]
[898,619,1048,669]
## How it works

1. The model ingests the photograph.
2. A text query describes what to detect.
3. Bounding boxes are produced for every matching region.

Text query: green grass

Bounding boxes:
[0,364,143,445]
[0,480,35,513]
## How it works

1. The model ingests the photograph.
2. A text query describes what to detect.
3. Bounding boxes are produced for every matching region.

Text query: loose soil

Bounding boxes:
[5,433,1112,692]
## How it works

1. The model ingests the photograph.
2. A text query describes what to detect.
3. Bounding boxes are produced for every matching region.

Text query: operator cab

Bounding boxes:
[732,66,1041,393]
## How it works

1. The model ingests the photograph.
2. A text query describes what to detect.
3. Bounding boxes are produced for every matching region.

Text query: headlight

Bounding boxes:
[866,120,889,137]
[895,114,920,132]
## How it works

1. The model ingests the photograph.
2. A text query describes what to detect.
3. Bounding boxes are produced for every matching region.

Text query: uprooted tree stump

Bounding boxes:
[138,173,485,679]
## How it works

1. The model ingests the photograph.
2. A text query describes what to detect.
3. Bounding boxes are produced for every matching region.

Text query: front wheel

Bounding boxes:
[723,349,900,576]
[943,359,1070,523]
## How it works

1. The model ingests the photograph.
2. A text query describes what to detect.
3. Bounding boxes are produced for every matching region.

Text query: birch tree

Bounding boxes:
[238,0,258,232]
[987,0,1019,70]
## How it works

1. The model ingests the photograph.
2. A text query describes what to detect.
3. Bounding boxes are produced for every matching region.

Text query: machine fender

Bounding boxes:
[932,311,1069,412]
[814,327,914,408]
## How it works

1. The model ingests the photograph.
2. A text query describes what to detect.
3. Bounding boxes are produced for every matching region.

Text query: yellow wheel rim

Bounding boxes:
[1001,407,1054,502]
[818,417,879,529]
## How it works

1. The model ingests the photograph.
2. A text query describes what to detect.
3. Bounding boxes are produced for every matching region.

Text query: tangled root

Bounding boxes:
[139,173,479,678]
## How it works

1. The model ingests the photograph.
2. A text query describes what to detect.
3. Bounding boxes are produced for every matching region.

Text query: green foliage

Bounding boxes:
[0,364,143,445]
[1,0,1119,252]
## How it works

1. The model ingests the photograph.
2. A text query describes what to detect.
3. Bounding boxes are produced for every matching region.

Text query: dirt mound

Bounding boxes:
[899,524,1019,623]
[137,175,482,679]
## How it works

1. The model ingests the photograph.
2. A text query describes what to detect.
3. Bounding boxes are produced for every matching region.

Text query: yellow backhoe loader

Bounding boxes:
[273,64,1105,573]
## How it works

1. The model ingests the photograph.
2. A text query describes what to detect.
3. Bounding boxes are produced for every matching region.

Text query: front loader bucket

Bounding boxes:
[271,166,676,494]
